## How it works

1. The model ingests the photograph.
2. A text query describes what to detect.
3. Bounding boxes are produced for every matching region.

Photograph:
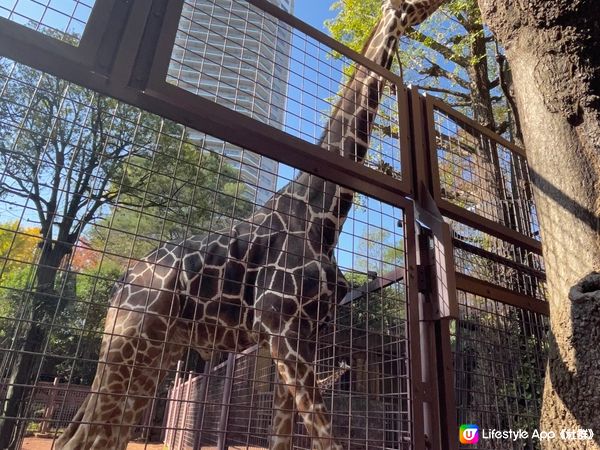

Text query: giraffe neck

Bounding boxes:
[294,10,401,236]
[268,1,446,253]
[319,11,399,163]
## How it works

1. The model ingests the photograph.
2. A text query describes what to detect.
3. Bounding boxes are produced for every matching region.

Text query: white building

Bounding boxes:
[169,0,294,205]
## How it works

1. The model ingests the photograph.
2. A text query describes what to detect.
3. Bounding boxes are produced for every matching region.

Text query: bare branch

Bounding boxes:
[0,182,32,199]
[408,29,469,68]
[413,84,469,98]
[420,56,470,90]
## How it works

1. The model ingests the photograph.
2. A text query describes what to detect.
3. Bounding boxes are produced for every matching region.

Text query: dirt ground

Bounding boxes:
[22,437,265,450]
[22,437,164,450]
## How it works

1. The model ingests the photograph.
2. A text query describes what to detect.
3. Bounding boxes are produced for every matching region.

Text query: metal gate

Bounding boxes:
[0,1,547,449]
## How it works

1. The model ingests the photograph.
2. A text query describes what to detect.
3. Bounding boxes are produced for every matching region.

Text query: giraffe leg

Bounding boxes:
[270,335,342,450]
[52,395,90,447]
[269,372,297,450]
[55,292,185,450]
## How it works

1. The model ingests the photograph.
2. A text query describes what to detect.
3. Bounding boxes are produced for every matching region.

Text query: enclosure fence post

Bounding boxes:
[407,86,459,450]
[40,377,59,434]
[193,356,215,449]
[169,360,184,450]
[180,371,193,447]
[217,354,235,450]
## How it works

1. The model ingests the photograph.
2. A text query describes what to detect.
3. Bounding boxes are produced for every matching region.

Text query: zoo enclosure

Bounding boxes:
[0,1,548,450]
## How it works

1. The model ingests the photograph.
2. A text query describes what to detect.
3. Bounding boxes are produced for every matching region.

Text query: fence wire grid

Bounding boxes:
[0,0,95,44]
[0,1,550,450]
[0,53,411,449]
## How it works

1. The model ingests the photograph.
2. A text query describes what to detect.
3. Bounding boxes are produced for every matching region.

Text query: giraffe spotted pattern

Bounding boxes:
[56,1,446,449]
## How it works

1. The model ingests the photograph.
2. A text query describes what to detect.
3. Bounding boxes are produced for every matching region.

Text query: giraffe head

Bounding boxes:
[383,0,446,30]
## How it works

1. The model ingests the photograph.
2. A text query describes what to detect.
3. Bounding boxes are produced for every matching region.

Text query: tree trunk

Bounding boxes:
[467,19,512,228]
[0,323,45,450]
[467,19,495,132]
[0,248,68,450]
[476,1,600,448]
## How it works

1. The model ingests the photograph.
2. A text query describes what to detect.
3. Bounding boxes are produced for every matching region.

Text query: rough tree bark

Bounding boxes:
[476,1,600,448]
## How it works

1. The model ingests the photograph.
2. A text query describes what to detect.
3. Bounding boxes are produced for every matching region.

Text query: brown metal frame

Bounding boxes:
[424,95,542,255]
[407,87,458,450]
[455,273,549,316]
[0,0,414,207]
[0,2,551,449]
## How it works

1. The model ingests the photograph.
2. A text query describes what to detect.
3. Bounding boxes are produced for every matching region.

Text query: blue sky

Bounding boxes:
[293,1,337,30]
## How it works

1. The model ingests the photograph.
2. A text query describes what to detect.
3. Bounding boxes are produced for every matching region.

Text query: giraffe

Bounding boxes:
[55,1,445,449]
[317,361,351,390]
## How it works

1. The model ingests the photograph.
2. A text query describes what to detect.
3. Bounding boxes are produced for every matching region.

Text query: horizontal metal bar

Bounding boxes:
[453,238,546,280]
[146,82,414,208]
[0,17,90,65]
[244,0,405,88]
[340,267,405,306]
[427,95,527,158]
[0,26,413,211]
[455,273,549,316]
[440,199,543,254]
[142,0,412,196]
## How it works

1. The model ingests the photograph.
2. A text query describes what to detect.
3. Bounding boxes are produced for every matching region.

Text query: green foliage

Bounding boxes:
[453,295,547,433]
[340,271,406,336]
[326,0,507,123]
[0,222,41,279]
[0,263,37,346]
[326,0,380,53]
[90,131,253,260]
[42,261,123,383]
[339,227,406,335]
[355,228,404,274]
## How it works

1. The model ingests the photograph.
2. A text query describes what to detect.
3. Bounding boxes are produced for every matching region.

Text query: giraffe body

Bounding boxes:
[56,2,446,449]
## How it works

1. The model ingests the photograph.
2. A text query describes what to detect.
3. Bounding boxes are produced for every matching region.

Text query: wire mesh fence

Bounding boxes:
[0,1,550,449]
[452,291,548,450]
[0,0,95,44]
[451,220,546,301]
[0,46,410,449]
[167,0,407,185]
[429,98,539,241]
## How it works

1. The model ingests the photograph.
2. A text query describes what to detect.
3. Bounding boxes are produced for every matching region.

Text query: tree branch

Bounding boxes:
[0,182,32,199]
[419,56,470,90]
[408,29,469,68]
[413,84,469,98]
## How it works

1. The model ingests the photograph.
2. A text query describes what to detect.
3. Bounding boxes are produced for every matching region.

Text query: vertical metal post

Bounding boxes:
[180,372,193,446]
[418,228,442,449]
[159,386,171,442]
[407,86,459,450]
[436,319,459,450]
[194,355,216,449]
[217,353,236,450]
[169,360,184,449]
[40,377,59,434]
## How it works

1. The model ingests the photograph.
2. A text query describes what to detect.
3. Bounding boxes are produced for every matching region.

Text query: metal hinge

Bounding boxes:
[417,264,430,293]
